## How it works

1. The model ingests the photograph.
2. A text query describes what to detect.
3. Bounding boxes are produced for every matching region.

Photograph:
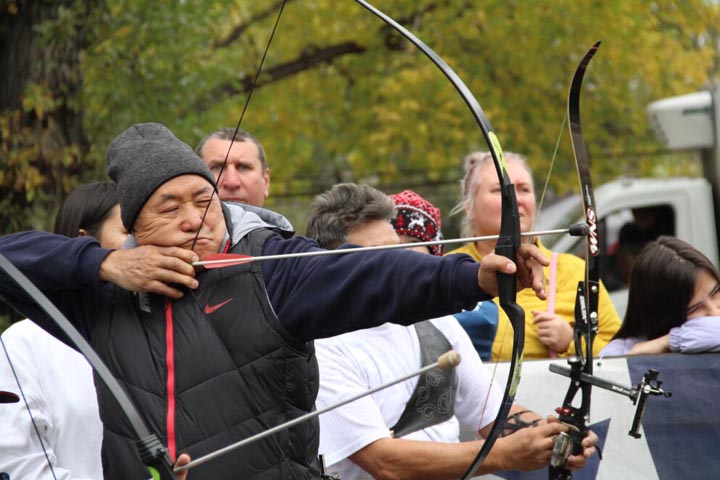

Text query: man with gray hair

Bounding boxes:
[195,127,270,207]
[0,123,548,480]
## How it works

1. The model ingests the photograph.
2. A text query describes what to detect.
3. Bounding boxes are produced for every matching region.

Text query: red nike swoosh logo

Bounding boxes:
[204,298,233,314]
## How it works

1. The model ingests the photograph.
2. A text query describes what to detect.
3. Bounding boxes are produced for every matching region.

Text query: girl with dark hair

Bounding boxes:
[0,182,125,478]
[54,181,126,249]
[601,236,720,355]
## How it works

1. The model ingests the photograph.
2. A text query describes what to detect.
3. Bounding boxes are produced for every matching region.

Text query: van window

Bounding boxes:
[570,204,676,292]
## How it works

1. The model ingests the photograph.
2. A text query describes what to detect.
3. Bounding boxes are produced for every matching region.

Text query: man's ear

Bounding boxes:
[263,168,271,198]
[78,229,88,237]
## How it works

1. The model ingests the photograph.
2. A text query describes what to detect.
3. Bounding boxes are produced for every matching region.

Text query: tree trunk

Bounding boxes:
[0,0,95,234]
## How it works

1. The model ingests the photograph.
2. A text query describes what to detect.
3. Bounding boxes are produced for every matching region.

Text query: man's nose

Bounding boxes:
[179,205,204,231]
[220,165,242,189]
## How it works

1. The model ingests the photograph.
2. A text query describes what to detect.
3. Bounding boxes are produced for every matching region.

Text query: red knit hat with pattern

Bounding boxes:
[389,190,444,256]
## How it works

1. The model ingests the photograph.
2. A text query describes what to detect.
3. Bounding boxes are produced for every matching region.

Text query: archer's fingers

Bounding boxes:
[157,246,200,266]
[154,254,199,279]
[175,453,192,480]
[481,253,518,275]
[566,446,596,470]
[582,429,599,448]
[517,243,551,266]
[476,253,517,297]
[516,256,547,299]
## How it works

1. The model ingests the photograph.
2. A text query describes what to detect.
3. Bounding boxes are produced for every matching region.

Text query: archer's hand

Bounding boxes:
[566,427,598,470]
[491,421,568,471]
[546,416,598,471]
[478,244,548,299]
[99,246,199,299]
[175,453,191,480]
[533,311,573,353]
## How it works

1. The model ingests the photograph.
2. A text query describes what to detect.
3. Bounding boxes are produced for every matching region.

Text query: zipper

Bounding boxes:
[165,298,176,460]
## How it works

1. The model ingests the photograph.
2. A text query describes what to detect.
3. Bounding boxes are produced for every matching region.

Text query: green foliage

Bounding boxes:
[79,1,718,202]
[2,0,719,332]
[4,0,720,234]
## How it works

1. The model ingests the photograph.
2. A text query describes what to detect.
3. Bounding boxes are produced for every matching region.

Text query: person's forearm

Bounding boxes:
[261,235,487,341]
[348,437,505,480]
[670,317,720,353]
[628,335,670,355]
[0,232,106,340]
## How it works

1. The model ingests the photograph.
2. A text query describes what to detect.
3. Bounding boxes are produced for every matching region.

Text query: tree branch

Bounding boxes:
[194,41,365,112]
[213,0,298,50]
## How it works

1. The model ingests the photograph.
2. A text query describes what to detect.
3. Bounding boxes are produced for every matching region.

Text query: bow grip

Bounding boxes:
[494,181,521,303]
[137,435,178,479]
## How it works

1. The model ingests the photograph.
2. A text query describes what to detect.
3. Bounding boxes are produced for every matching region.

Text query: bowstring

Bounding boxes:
[536,112,568,227]
[191,0,288,251]
[186,0,290,463]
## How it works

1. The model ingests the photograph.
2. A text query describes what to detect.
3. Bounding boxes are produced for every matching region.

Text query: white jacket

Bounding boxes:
[0,320,102,479]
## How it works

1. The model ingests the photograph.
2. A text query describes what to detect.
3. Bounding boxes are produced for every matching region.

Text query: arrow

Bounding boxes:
[194,224,589,269]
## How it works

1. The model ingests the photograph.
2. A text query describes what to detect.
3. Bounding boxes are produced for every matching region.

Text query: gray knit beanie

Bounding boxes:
[107,123,216,231]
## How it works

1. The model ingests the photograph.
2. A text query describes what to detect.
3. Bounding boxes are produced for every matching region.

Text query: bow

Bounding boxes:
[548,41,602,480]
[352,2,525,477]
[549,42,671,479]
[181,0,525,475]
[0,254,178,480]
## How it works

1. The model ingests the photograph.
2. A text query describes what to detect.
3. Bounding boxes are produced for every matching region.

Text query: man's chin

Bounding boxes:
[179,240,221,260]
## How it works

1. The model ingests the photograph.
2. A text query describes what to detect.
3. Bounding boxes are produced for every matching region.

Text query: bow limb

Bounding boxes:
[549,41,601,480]
[0,254,178,480]
[353,1,524,477]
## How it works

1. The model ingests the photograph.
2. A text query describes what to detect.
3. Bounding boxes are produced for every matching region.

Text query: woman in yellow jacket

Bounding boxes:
[448,151,621,360]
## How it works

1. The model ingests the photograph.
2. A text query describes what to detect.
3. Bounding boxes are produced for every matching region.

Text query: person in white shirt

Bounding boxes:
[0,182,125,479]
[307,184,597,479]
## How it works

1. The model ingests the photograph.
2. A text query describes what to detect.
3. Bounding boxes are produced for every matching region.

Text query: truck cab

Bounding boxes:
[539,176,719,317]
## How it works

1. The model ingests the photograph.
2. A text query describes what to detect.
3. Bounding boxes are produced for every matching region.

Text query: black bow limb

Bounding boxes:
[353,2,526,479]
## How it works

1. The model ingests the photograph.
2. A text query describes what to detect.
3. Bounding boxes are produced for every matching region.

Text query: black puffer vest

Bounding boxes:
[92,228,321,479]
